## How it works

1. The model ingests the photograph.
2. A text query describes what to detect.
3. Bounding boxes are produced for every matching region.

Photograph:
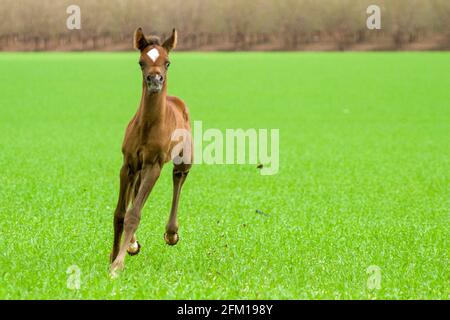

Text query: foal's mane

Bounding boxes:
[146,36,161,46]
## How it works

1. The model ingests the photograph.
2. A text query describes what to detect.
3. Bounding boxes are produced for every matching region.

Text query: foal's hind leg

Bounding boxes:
[110,164,133,262]
[164,164,190,245]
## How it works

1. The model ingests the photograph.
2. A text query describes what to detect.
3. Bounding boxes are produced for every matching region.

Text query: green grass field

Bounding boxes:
[0,52,448,299]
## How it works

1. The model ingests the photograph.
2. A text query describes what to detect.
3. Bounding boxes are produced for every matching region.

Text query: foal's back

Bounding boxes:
[166,95,191,130]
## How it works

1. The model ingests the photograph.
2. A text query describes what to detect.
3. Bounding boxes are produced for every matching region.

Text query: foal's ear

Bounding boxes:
[162,28,177,52]
[134,27,149,51]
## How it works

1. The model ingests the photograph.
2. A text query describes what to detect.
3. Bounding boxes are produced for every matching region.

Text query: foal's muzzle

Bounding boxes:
[146,73,164,93]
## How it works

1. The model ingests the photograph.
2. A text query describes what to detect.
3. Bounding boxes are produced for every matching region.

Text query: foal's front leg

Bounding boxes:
[110,164,133,262]
[126,175,142,256]
[164,165,190,245]
[110,163,161,276]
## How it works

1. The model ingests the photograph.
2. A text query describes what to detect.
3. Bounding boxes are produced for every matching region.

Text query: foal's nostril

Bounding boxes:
[155,74,164,82]
[147,74,164,83]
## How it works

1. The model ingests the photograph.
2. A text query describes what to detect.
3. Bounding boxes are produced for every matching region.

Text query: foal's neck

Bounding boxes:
[138,81,167,124]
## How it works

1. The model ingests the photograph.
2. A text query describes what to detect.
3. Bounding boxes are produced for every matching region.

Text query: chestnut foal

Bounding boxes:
[110,28,192,275]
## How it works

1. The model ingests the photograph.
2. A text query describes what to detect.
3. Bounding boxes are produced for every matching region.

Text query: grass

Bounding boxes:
[0,52,448,299]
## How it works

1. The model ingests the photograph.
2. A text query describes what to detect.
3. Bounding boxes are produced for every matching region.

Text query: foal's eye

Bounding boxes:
[165,61,171,69]
[138,61,144,68]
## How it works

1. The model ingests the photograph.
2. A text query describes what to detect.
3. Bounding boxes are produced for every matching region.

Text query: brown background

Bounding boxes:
[1,0,449,51]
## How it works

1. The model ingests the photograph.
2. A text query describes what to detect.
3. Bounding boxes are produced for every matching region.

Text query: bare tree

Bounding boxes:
[0,0,448,51]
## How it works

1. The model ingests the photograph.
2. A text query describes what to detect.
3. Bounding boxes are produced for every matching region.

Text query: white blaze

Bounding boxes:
[147,48,160,62]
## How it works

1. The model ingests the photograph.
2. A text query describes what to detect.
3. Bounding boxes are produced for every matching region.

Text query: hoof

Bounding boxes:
[110,261,124,279]
[164,232,179,246]
[127,241,141,256]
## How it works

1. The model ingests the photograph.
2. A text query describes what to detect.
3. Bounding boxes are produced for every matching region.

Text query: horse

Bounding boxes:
[110,27,192,276]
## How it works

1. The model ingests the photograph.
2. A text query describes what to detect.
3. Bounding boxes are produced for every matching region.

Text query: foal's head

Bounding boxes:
[134,27,177,94]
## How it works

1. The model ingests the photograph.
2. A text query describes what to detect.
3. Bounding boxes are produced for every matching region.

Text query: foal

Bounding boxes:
[110,28,192,275]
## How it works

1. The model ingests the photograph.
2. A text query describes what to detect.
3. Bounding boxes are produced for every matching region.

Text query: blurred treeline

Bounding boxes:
[0,0,449,51]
